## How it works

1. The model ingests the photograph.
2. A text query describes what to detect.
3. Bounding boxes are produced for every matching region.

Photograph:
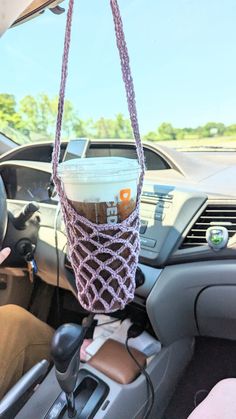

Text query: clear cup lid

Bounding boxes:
[58,156,140,183]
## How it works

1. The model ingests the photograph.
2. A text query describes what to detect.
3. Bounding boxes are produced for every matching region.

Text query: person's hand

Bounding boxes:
[0,248,11,264]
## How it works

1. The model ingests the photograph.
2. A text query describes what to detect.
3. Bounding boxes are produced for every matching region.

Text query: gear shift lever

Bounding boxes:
[51,323,84,418]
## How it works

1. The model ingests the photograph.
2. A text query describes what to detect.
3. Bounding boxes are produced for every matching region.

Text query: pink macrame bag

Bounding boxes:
[52,0,145,313]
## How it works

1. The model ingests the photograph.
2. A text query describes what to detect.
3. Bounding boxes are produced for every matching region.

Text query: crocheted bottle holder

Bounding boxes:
[52,0,145,313]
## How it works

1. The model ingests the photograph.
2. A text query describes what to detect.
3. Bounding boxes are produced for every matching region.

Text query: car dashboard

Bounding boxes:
[1,141,236,347]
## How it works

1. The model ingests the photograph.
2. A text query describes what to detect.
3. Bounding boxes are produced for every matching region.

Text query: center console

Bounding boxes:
[14,337,194,419]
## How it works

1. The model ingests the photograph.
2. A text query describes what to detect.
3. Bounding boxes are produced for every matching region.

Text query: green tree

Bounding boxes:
[73,117,93,138]
[0,93,23,130]
[225,124,236,136]
[175,129,185,140]
[19,94,76,140]
[19,95,43,134]
[93,117,114,138]
[92,114,133,139]
[113,113,132,139]
[197,122,225,138]
[50,96,75,138]
[158,122,176,140]
[144,130,159,142]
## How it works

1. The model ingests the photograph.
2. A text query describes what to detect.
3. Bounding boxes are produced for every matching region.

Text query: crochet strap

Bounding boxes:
[52,0,145,200]
[110,0,145,198]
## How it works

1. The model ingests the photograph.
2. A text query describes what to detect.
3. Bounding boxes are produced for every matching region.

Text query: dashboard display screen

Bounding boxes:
[1,166,51,202]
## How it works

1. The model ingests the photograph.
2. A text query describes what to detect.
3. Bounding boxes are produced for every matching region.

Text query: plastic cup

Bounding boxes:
[58,156,140,224]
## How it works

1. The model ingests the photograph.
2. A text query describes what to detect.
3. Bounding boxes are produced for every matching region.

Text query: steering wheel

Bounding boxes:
[0,176,7,248]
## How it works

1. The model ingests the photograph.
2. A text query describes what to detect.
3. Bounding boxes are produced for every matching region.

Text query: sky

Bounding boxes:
[1,0,236,134]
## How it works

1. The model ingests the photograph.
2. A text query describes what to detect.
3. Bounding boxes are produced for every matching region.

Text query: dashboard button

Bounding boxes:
[140,237,156,248]
[140,220,148,234]
[156,201,165,210]
[156,201,171,211]
[154,213,165,221]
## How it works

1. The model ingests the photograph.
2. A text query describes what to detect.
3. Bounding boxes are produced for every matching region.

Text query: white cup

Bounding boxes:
[58,156,140,224]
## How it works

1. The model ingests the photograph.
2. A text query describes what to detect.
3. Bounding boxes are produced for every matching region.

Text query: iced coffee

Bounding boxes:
[58,156,140,224]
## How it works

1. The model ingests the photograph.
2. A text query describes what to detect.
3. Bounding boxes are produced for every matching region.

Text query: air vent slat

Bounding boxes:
[181,204,236,249]
[184,242,207,248]
[201,215,236,220]
[186,235,207,239]
[205,210,236,213]
[191,230,236,234]
[195,222,236,226]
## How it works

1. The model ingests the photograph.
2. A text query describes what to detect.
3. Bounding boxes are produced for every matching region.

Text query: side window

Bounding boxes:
[87,144,170,170]
[0,144,54,163]
[142,148,169,170]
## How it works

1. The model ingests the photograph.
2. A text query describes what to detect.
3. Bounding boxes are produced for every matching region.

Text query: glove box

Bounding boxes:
[196,286,236,340]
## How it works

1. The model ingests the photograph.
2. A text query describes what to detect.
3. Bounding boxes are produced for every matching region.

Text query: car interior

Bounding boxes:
[1,1,236,419]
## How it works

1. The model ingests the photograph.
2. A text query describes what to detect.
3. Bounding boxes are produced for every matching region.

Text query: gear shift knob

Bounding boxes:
[51,323,85,417]
[52,324,84,375]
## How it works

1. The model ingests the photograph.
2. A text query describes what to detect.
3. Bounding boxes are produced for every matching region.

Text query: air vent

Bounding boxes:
[181,204,236,248]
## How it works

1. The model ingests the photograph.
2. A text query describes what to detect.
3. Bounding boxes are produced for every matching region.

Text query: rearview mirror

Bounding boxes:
[12,0,64,27]
[0,0,64,37]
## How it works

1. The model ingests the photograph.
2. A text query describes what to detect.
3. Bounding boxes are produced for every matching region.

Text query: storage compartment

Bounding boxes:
[196,286,236,340]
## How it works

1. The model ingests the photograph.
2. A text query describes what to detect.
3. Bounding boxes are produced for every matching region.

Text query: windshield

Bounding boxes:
[1,0,236,150]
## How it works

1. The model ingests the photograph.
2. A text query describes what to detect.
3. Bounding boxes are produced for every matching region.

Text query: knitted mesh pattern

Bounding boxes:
[52,0,145,313]
[57,188,140,312]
